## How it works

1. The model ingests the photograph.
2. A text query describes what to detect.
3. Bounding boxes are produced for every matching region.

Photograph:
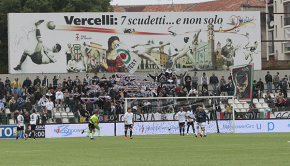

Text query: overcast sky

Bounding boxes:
[110,0,215,6]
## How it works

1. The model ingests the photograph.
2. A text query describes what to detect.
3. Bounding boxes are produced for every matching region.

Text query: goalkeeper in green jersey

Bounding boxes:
[82,110,101,139]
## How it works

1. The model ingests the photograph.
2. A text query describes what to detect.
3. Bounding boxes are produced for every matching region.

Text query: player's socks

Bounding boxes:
[187,127,189,134]
[182,128,185,136]
[33,132,36,139]
[196,126,199,135]
[179,128,182,136]
[130,130,132,137]
[98,130,100,136]
[91,131,95,138]
[16,136,18,140]
[125,130,127,137]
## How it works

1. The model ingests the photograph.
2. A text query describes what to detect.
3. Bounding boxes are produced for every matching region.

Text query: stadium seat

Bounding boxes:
[237,104,243,109]
[259,109,265,112]
[61,112,68,118]
[253,99,259,104]
[235,109,240,112]
[62,118,69,123]
[228,99,233,104]
[5,109,10,115]
[9,119,15,125]
[243,103,249,108]
[221,109,226,113]
[255,103,263,109]
[270,94,275,98]
[262,103,269,108]
[220,104,225,110]
[234,99,240,103]
[262,93,266,98]
[65,107,70,112]
[54,112,61,119]
[232,104,237,109]
[67,112,74,118]
[240,109,247,113]
[259,99,265,104]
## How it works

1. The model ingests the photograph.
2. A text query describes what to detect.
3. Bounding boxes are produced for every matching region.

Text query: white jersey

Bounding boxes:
[46,101,54,110]
[30,113,38,125]
[177,111,187,123]
[186,111,194,122]
[124,112,134,125]
[17,115,24,127]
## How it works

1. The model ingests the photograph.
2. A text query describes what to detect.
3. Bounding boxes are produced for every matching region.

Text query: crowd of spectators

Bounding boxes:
[0,70,289,124]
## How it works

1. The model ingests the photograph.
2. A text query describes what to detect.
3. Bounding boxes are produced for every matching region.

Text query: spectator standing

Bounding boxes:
[55,88,64,112]
[192,72,198,90]
[45,98,54,121]
[209,73,219,93]
[226,80,235,96]
[33,76,41,86]
[184,73,192,92]
[5,77,11,89]
[41,109,49,124]
[256,78,264,98]
[22,77,32,89]
[265,71,273,93]
[219,76,227,94]
[281,78,288,97]
[53,75,60,89]
[273,72,280,93]
[201,73,208,90]
[42,75,49,87]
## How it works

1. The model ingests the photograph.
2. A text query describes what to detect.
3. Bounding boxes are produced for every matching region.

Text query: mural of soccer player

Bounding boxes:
[14,20,61,71]
[104,36,125,72]
[67,56,79,72]
[131,40,170,69]
[220,38,239,70]
[65,43,73,64]
[171,30,201,70]
[245,41,258,64]
[80,42,92,72]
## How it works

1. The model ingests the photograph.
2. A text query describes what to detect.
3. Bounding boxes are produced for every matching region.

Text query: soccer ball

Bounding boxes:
[47,21,55,30]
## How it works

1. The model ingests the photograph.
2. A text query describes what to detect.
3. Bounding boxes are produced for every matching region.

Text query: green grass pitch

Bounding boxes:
[1,133,290,166]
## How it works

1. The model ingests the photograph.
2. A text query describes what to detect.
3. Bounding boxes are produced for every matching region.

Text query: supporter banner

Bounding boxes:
[45,123,115,138]
[231,64,254,102]
[0,125,18,139]
[28,125,45,138]
[8,12,261,73]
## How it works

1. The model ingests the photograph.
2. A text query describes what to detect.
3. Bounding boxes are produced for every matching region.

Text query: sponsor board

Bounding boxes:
[9,12,261,74]
[28,125,45,138]
[0,125,18,139]
[45,123,115,138]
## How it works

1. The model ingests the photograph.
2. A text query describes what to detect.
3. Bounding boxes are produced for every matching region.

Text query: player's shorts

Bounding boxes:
[187,121,194,126]
[89,123,96,130]
[31,52,43,64]
[30,125,36,130]
[17,126,24,131]
[125,124,133,129]
[179,122,185,127]
[197,122,206,128]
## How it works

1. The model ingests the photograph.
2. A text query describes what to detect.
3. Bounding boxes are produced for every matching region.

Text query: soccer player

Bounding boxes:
[194,106,209,137]
[30,109,38,140]
[82,110,100,139]
[175,107,187,136]
[16,111,27,140]
[14,20,61,71]
[124,108,134,139]
[186,109,195,136]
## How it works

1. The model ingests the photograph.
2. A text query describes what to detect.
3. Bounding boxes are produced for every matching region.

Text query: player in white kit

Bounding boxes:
[30,109,38,140]
[16,111,27,140]
[124,108,134,139]
[186,110,196,136]
[175,107,187,136]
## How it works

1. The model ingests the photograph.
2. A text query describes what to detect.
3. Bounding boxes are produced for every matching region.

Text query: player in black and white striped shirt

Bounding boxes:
[16,111,27,140]
[30,109,38,140]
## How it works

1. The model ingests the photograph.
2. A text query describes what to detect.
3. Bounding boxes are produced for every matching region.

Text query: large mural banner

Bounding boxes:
[8,12,261,74]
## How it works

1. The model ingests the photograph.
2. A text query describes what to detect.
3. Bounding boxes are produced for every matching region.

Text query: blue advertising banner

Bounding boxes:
[0,125,18,139]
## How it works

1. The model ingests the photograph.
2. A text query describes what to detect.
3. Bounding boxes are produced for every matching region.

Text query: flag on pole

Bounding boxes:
[231,64,254,102]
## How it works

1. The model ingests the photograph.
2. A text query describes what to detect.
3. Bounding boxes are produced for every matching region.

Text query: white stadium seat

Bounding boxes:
[240,109,247,113]
[237,104,243,109]
[259,109,265,112]
[262,103,269,108]
[243,103,249,109]
[68,112,74,118]
[62,118,69,123]
[65,107,70,112]
[5,109,10,114]
[61,112,68,118]
[9,119,15,125]
[253,99,259,104]
[228,99,233,104]
[255,103,263,109]
[54,112,61,118]
[259,98,265,104]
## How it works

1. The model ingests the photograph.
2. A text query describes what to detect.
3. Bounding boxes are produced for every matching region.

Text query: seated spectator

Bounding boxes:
[275,92,283,108]
[17,96,25,111]
[264,91,274,107]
